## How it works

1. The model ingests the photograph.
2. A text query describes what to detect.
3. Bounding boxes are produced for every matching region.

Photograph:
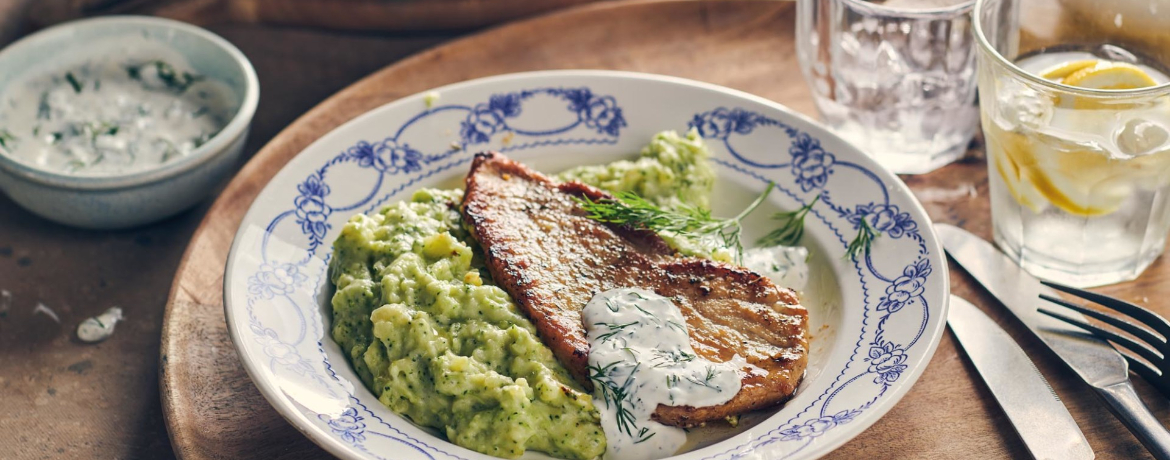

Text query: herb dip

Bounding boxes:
[742,245,810,291]
[0,44,234,175]
[583,288,743,460]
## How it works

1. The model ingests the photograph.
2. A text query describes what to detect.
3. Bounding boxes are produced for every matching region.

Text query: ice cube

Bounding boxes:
[1096,44,1141,65]
[996,81,1051,131]
[1116,118,1170,156]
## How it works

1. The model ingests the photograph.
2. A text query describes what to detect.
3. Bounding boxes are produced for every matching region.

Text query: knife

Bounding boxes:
[948,295,1093,460]
[939,224,1170,459]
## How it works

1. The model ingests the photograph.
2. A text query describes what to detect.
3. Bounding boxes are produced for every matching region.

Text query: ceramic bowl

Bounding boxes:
[0,16,259,229]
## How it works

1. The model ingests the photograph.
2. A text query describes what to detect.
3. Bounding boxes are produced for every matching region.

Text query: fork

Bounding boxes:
[1037,280,1170,397]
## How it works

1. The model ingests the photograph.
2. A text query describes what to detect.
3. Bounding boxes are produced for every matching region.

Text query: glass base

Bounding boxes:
[862,141,968,175]
[824,118,972,175]
[993,225,1161,288]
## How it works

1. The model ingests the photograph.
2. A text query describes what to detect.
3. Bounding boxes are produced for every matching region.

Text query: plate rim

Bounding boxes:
[222,69,950,460]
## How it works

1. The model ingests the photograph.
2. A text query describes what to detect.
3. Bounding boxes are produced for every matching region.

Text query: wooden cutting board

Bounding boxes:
[159,1,1170,459]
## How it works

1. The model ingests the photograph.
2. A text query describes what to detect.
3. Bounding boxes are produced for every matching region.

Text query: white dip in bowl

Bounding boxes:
[0,16,258,229]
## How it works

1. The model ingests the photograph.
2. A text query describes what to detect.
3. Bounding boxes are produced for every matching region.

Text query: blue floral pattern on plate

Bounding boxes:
[223,72,947,460]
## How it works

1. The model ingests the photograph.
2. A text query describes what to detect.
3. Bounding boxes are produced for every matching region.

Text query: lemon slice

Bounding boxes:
[1029,148,1129,217]
[988,128,1045,213]
[1062,62,1158,90]
[989,124,1129,217]
[1050,61,1158,109]
[1040,60,1098,81]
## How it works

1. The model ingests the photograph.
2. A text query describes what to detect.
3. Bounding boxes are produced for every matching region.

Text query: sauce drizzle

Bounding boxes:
[583,288,742,460]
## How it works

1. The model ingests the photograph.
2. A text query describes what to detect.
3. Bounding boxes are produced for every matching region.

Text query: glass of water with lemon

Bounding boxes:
[974,0,1170,286]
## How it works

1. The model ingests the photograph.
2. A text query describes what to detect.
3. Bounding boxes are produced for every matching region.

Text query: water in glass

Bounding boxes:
[797,0,978,174]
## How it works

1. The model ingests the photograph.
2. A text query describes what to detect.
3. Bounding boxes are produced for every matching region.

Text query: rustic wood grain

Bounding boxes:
[160,1,1170,459]
[27,0,608,31]
[0,24,444,460]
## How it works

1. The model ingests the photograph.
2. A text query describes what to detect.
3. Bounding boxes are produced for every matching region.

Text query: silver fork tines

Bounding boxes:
[1037,280,1170,396]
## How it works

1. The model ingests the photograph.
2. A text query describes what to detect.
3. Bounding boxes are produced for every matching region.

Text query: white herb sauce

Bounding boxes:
[742,245,809,291]
[0,43,235,175]
[583,288,742,460]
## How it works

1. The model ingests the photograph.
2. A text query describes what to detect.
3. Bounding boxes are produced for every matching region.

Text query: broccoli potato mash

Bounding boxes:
[330,189,604,459]
[558,129,715,210]
[329,131,718,460]
[561,129,727,261]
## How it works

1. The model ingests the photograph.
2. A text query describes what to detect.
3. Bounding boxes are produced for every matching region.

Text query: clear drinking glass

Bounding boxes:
[796,0,979,174]
[975,0,1170,287]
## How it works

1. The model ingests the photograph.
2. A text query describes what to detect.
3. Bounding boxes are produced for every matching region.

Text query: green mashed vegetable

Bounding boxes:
[560,129,729,262]
[329,130,716,459]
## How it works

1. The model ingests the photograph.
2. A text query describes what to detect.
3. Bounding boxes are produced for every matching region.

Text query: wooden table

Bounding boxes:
[0,22,448,460]
[4,1,1170,459]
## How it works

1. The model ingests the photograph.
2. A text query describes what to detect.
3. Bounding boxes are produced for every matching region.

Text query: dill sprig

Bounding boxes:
[0,129,16,150]
[683,365,721,391]
[651,349,696,368]
[589,362,653,442]
[65,72,83,93]
[127,61,204,92]
[575,182,775,261]
[757,194,820,247]
[594,321,638,342]
[846,218,880,261]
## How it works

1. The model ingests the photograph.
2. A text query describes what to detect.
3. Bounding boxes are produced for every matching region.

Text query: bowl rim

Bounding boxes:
[0,15,259,191]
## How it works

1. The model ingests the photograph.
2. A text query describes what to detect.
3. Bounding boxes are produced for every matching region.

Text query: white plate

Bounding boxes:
[223,71,949,460]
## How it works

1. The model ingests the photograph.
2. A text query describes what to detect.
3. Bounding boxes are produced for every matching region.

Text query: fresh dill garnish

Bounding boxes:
[594,321,639,342]
[192,132,214,149]
[589,361,648,440]
[665,320,686,333]
[651,349,696,368]
[127,61,204,92]
[160,140,181,163]
[86,121,119,143]
[65,72,83,93]
[153,61,202,92]
[0,129,15,150]
[758,194,820,247]
[846,217,880,260]
[37,91,51,120]
[683,365,721,391]
[575,182,775,261]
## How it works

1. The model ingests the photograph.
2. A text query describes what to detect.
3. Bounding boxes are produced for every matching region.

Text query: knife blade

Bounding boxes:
[948,295,1093,460]
[937,224,1127,387]
[938,224,1170,459]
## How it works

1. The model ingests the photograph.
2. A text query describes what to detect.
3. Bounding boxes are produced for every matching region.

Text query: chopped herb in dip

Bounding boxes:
[0,45,235,175]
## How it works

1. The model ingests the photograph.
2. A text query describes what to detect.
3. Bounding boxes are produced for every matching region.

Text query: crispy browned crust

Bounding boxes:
[461,151,809,426]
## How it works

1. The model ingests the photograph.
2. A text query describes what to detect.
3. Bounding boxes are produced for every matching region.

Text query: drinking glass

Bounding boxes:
[796,0,979,174]
[975,0,1170,287]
